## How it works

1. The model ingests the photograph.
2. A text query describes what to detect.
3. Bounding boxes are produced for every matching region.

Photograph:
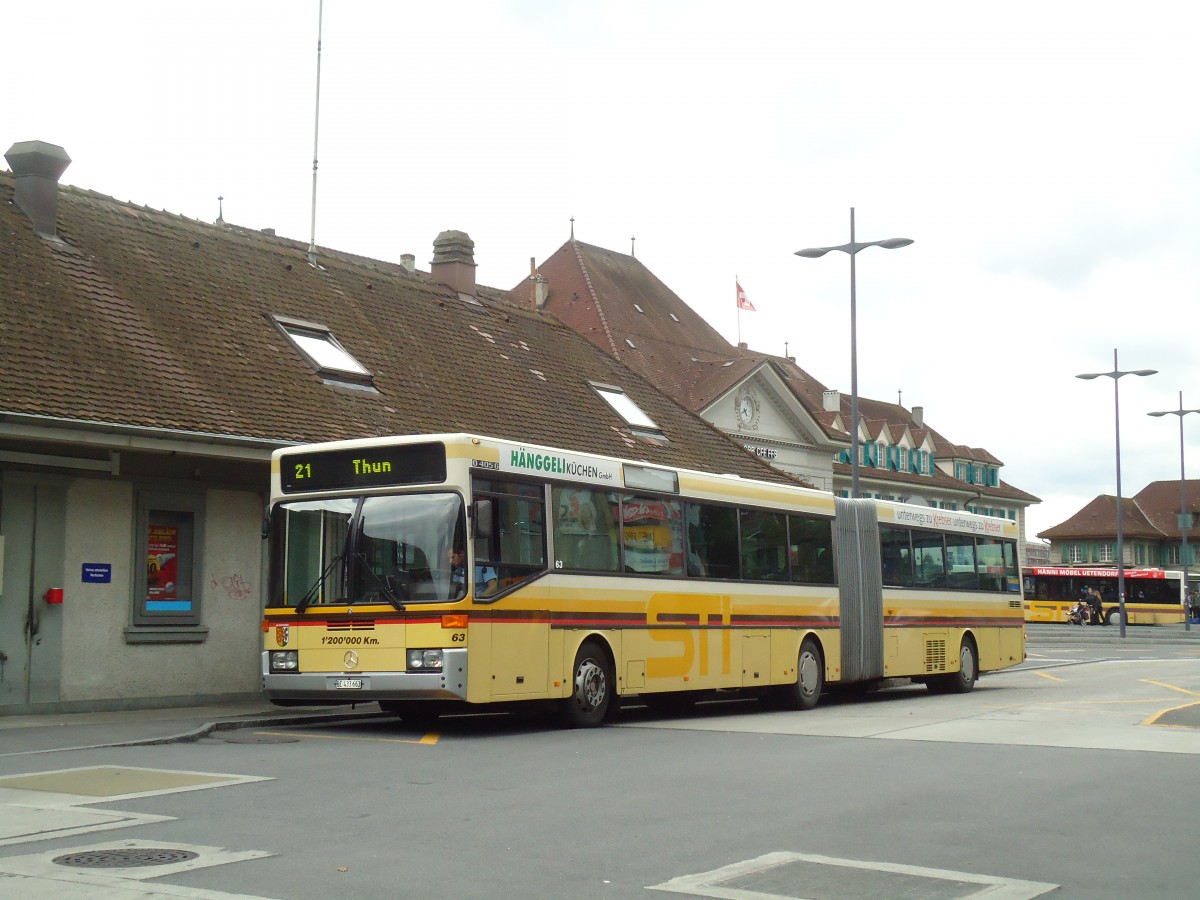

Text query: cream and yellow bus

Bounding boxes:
[1022,567,1187,625]
[262,433,1025,726]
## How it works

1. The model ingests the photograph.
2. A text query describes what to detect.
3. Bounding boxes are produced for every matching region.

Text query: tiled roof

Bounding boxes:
[1134,480,1200,538]
[527,240,747,409]
[1037,495,1164,540]
[522,238,1035,506]
[1038,481,1200,541]
[528,240,841,425]
[0,171,800,485]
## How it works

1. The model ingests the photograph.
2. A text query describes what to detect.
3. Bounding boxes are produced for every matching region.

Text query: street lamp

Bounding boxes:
[1077,349,1157,637]
[1148,391,1200,631]
[796,208,913,499]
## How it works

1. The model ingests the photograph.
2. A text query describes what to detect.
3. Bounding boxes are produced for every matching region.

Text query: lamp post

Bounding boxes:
[1148,391,1200,631]
[796,208,913,499]
[1077,349,1157,637]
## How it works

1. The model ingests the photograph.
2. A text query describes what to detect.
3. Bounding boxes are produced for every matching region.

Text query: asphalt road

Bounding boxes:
[2,625,1198,899]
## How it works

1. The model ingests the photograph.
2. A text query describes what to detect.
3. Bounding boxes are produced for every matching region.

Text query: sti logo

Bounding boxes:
[275,624,290,647]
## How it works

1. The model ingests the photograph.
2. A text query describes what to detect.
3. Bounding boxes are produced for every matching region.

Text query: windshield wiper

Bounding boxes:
[353,552,407,611]
[295,554,344,614]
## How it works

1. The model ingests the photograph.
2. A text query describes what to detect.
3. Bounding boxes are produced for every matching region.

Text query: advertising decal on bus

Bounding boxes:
[884,506,1012,537]
[494,446,621,484]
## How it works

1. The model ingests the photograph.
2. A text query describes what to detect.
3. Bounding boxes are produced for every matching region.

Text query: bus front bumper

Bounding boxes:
[260,649,468,704]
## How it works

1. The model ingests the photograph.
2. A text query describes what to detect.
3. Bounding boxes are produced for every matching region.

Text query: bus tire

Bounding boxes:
[559,640,613,728]
[929,636,977,694]
[774,637,823,711]
[1105,608,1122,626]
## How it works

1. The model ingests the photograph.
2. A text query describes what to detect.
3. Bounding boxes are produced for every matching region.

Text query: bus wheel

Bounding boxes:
[1105,608,1122,627]
[773,637,824,711]
[560,640,613,728]
[929,637,977,694]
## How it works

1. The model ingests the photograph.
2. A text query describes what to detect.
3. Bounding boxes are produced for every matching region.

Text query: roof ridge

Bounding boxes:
[571,238,620,357]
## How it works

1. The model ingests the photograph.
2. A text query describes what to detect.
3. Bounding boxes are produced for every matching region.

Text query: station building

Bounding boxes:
[0,141,794,714]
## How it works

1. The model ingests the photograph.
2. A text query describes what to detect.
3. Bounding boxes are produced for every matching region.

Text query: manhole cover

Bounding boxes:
[54,848,200,868]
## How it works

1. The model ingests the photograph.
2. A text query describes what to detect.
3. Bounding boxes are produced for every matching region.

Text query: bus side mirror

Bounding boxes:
[473,499,493,540]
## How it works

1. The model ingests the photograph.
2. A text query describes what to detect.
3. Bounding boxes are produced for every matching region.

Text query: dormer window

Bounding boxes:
[591,382,663,437]
[272,315,376,391]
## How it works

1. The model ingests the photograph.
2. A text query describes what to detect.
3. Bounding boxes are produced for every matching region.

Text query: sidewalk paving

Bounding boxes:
[0,700,386,758]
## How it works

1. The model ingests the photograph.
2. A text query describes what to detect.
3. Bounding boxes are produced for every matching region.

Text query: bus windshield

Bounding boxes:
[271,493,465,607]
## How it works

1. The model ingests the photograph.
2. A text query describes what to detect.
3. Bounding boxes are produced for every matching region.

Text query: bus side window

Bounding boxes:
[945,533,979,590]
[975,537,1007,592]
[621,494,684,576]
[739,509,787,581]
[789,514,835,585]
[685,502,739,579]
[473,478,547,595]
[911,531,947,589]
[553,487,619,572]
[879,526,913,587]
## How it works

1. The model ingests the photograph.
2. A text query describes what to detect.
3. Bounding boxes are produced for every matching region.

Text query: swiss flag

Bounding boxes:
[736,281,755,312]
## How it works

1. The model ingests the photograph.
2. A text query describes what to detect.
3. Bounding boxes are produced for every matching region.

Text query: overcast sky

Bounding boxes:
[7,0,1199,541]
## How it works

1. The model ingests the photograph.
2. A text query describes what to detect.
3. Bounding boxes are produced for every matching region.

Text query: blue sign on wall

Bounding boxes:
[82,563,112,584]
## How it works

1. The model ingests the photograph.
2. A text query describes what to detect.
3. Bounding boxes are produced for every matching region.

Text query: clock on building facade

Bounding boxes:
[734,388,759,430]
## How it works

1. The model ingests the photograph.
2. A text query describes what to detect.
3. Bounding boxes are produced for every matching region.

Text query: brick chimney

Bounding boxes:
[430,230,476,296]
[912,405,924,428]
[4,140,71,238]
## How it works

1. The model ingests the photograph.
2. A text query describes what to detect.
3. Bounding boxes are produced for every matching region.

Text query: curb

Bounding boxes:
[111,709,393,748]
[1026,625,1200,647]
[15,709,394,755]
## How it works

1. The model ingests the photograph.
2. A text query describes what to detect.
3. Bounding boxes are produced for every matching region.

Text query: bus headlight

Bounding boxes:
[270,650,299,672]
[407,649,443,671]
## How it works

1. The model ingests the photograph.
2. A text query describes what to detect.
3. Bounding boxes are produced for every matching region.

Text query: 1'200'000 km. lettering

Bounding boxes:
[321,636,380,645]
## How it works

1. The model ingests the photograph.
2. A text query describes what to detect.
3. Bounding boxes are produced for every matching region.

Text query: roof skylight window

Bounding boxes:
[591,382,661,433]
[272,315,376,390]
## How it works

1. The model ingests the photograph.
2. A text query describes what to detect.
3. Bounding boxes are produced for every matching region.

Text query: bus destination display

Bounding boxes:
[281,442,447,493]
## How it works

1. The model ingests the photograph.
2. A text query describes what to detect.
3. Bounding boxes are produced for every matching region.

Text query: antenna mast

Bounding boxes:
[307,0,324,268]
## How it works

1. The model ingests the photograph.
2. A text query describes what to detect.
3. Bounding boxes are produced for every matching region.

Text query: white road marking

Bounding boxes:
[650,850,1058,899]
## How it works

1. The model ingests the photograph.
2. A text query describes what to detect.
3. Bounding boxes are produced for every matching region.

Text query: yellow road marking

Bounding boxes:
[1032,671,1063,681]
[1143,701,1200,727]
[1141,679,1200,698]
[1136,679,1200,727]
[255,730,440,745]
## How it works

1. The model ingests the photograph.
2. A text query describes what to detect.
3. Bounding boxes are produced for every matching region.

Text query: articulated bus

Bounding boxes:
[1022,567,1186,625]
[262,434,1026,727]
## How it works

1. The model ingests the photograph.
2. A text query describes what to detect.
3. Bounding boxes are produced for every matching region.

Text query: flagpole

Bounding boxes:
[736,276,741,346]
